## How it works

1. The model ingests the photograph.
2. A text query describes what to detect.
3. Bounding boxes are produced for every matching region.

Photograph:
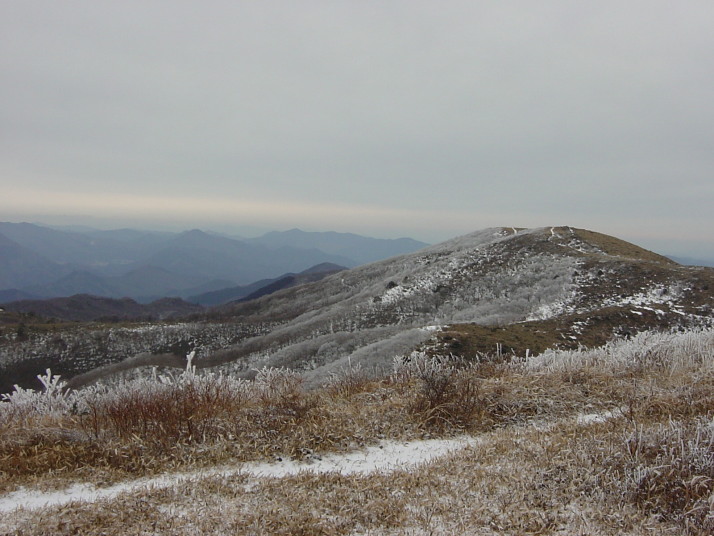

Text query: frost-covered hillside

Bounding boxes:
[1,226,712,389]
[197,226,714,384]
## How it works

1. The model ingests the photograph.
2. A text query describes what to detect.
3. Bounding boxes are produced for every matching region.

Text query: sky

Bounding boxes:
[1,1,713,258]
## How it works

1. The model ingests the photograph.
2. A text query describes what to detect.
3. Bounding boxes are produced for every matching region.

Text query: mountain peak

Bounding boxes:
[204,225,713,386]
[176,229,210,240]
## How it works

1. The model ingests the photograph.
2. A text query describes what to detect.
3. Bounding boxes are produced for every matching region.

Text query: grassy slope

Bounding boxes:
[1,329,712,535]
[431,227,714,359]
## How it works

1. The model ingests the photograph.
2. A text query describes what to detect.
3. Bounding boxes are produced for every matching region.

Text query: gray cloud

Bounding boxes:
[1,1,713,256]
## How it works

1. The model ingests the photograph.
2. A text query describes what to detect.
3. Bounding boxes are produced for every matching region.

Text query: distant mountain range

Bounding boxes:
[187,262,347,306]
[1,295,204,322]
[248,229,427,265]
[0,222,428,303]
[0,232,65,290]
[1,262,348,321]
[2,226,713,392]
[668,255,714,268]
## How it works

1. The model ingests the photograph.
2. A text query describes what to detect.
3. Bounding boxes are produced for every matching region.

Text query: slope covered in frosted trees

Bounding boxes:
[199,226,713,384]
[1,226,712,389]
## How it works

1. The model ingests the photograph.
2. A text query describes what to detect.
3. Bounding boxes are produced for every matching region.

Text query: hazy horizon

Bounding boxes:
[2,2,713,259]
[2,216,714,265]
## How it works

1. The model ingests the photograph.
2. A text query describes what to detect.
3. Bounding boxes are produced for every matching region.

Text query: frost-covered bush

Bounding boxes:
[322,360,372,398]
[524,328,714,374]
[393,352,481,430]
[0,359,256,447]
[253,367,310,417]
[77,366,252,444]
[0,369,71,423]
[392,351,460,382]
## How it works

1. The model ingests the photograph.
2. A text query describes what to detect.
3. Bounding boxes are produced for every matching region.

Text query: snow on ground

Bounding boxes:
[0,409,620,515]
[0,436,478,514]
[603,284,681,309]
[576,410,617,425]
[525,296,575,321]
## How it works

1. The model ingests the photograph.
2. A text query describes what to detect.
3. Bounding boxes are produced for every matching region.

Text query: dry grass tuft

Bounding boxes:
[393,353,485,431]
[619,419,714,534]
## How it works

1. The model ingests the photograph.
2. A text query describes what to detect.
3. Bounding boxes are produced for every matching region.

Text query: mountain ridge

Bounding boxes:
[0,222,427,300]
[188,263,348,306]
[249,228,429,265]
[2,226,712,392]
[1,263,351,319]
[196,226,712,385]
[1,294,203,322]
[0,232,69,289]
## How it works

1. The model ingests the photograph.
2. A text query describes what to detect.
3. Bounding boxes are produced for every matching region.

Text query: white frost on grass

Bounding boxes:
[0,436,477,514]
[576,410,617,425]
[525,290,577,321]
[603,284,680,309]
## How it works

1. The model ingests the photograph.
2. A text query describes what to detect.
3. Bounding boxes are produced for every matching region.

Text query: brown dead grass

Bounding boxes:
[571,228,677,265]
[1,330,713,534]
[5,416,709,535]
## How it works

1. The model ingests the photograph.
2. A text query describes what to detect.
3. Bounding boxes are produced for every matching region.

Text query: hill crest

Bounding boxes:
[3,226,712,391]
[192,225,711,385]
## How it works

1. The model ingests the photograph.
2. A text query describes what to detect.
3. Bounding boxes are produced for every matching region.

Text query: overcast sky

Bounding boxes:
[1,1,713,257]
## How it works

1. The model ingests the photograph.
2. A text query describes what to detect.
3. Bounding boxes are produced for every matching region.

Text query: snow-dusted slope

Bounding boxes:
[198,226,712,383]
[0,436,477,515]
[4,226,712,389]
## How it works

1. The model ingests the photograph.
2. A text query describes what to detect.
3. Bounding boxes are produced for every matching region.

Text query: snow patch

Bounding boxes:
[603,284,681,309]
[576,410,617,425]
[525,293,576,321]
[0,436,477,514]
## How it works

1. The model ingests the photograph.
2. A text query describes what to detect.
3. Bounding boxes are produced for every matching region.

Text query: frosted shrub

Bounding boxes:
[392,351,460,381]
[0,369,70,423]
[323,360,372,398]
[393,352,481,431]
[74,366,252,444]
[254,367,302,397]
[253,367,308,415]
[525,328,714,374]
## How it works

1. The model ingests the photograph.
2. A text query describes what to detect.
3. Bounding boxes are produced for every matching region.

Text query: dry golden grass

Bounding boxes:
[1,329,713,534]
[4,415,710,535]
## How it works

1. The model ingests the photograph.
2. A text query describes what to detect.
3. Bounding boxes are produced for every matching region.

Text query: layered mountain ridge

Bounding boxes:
[0,223,428,302]
[194,226,714,384]
[2,226,712,392]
